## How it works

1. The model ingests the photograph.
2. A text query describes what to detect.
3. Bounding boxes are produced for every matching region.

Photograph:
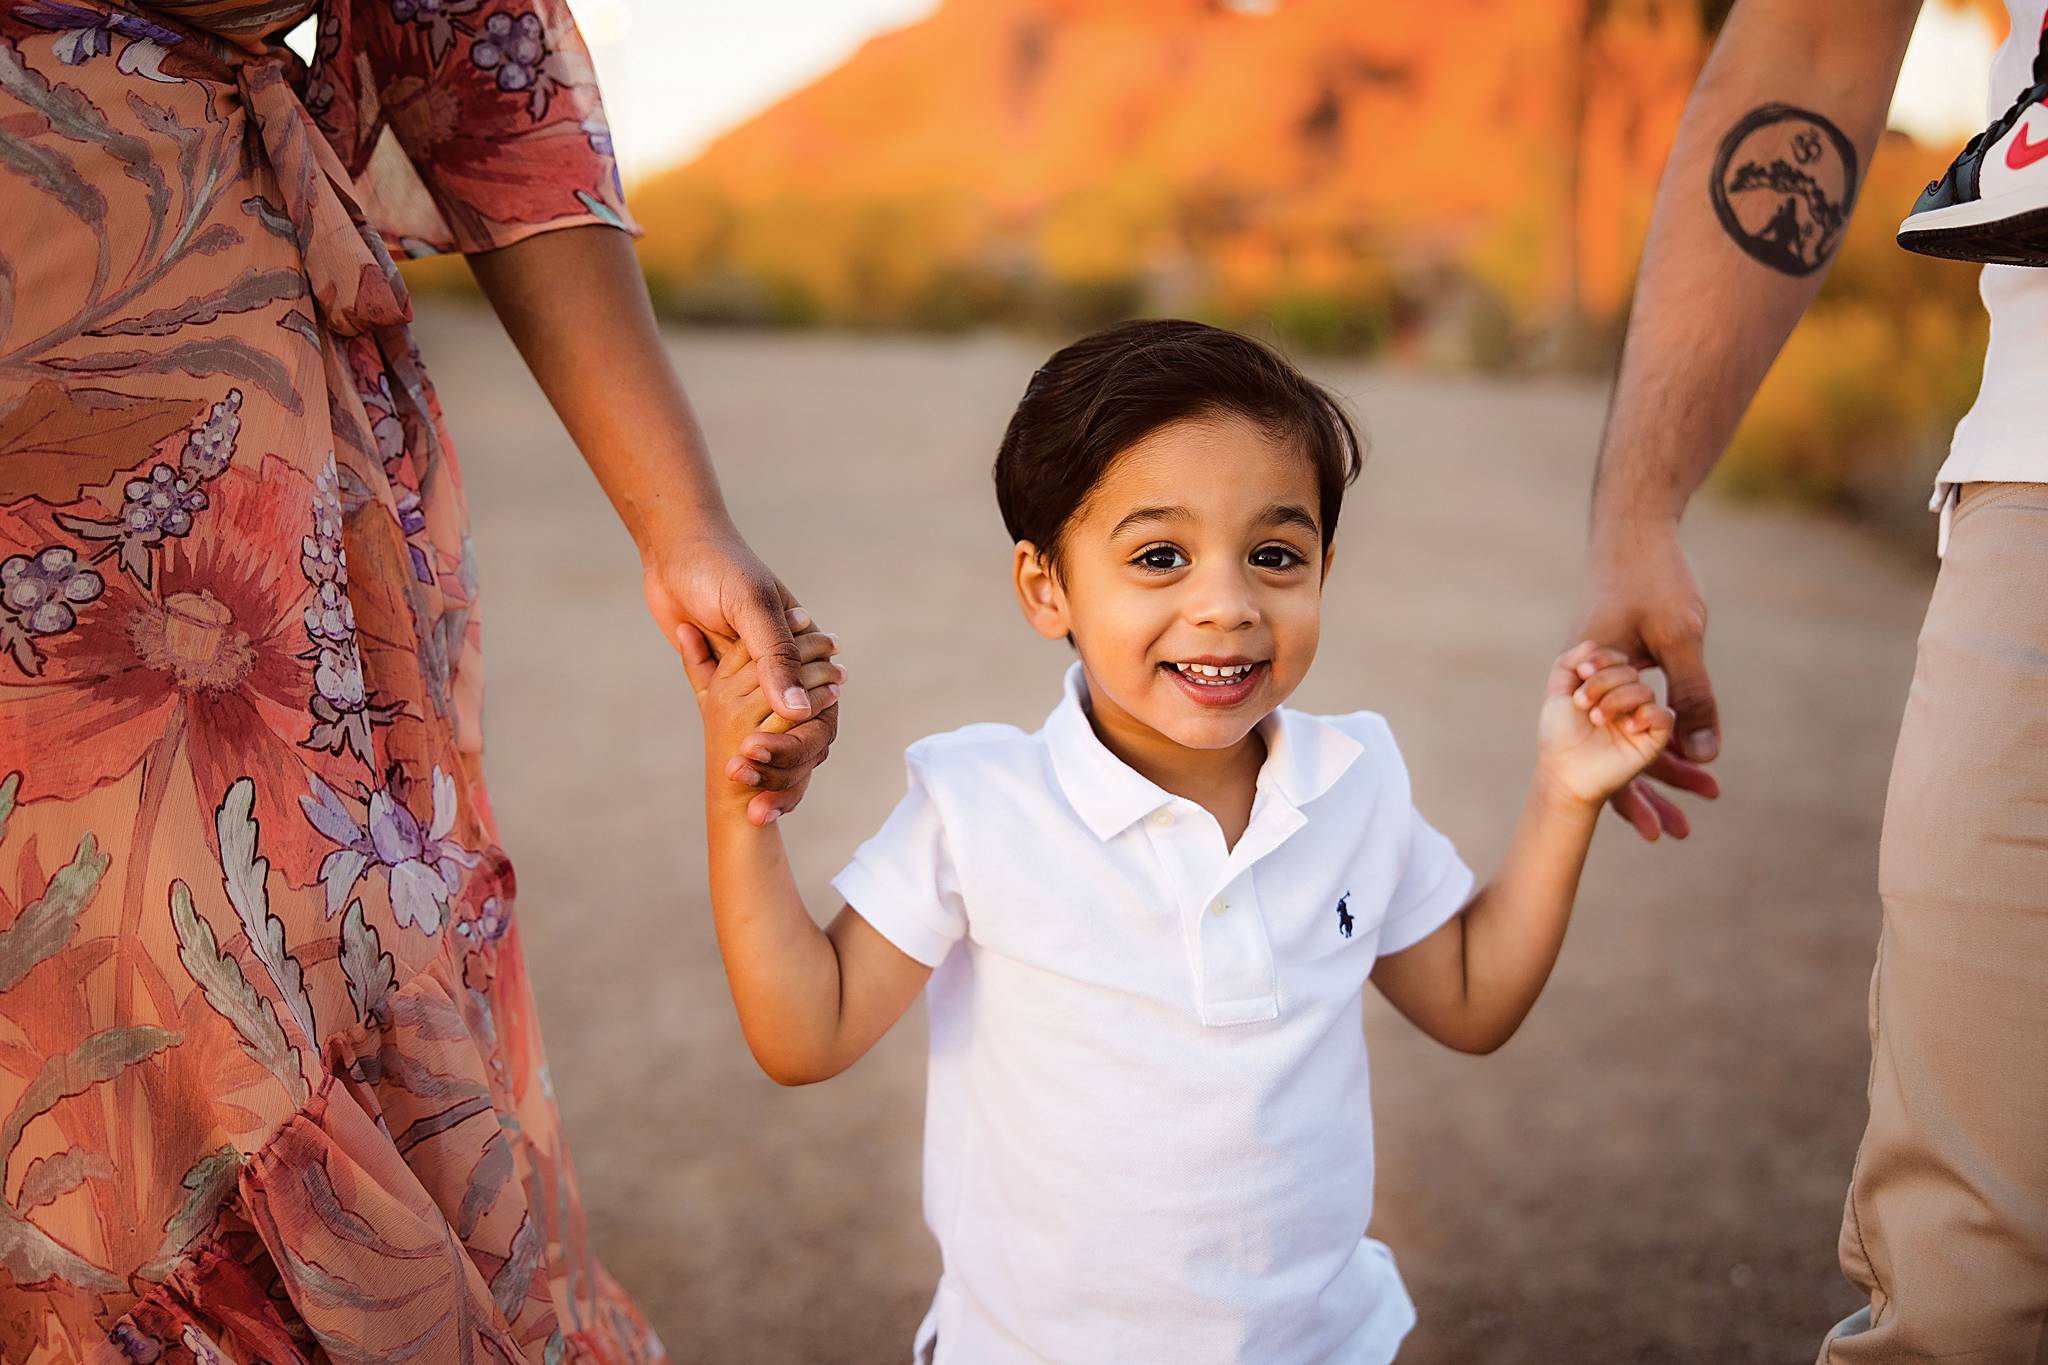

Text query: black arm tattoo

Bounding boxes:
[1709,103,1860,276]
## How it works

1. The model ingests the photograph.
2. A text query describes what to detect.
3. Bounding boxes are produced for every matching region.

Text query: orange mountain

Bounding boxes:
[628,1,1820,347]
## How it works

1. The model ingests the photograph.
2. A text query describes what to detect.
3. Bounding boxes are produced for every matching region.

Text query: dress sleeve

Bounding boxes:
[312,0,640,257]
[830,744,968,969]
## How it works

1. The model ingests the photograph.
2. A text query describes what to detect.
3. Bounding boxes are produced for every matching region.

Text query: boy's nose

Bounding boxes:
[1181,568,1260,630]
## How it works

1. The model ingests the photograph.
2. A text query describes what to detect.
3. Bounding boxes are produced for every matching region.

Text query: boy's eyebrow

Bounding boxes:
[1108,502,1323,539]
[1261,503,1322,537]
[1108,505,1191,539]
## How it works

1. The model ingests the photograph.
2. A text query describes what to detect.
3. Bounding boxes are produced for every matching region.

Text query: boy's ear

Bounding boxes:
[1013,541,1071,642]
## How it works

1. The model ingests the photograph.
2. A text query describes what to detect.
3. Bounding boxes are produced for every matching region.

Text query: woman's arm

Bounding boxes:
[1373,646,1673,1054]
[678,627,930,1085]
[466,224,834,824]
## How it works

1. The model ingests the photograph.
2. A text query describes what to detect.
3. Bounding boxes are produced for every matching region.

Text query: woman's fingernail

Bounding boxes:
[827,683,842,700]
[743,745,769,763]
[734,767,761,787]
[783,687,812,714]
[787,608,813,630]
[1685,730,1718,761]
[764,808,782,824]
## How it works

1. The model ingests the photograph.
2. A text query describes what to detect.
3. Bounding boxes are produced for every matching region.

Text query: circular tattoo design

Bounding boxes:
[1709,103,1859,277]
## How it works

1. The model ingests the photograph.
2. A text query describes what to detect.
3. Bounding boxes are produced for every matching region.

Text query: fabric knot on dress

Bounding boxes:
[235,58,411,338]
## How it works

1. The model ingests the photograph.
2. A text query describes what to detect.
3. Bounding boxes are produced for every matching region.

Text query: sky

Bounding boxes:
[290,1,2003,184]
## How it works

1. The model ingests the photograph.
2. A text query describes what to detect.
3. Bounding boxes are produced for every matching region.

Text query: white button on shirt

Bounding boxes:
[832,663,1475,1364]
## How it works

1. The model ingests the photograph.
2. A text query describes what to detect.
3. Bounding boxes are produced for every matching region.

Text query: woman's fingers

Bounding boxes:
[795,630,840,664]
[675,623,718,694]
[726,708,838,792]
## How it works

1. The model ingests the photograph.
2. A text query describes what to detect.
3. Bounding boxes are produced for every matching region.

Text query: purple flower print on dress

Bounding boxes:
[390,0,483,64]
[179,1327,226,1365]
[0,546,103,676]
[302,767,478,932]
[394,488,435,586]
[108,1324,163,1363]
[54,464,206,589]
[179,390,242,481]
[299,456,400,766]
[454,894,509,948]
[17,2,183,82]
[359,374,405,472]
[471,11,556,119]
[56,390,237,591]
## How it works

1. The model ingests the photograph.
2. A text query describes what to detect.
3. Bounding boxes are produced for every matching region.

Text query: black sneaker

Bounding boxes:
[1898,19,2048,265]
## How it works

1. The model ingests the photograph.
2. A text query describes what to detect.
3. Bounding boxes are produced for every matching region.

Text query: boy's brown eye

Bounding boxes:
[1132,545,1188,572]
[1251,544,1306,569]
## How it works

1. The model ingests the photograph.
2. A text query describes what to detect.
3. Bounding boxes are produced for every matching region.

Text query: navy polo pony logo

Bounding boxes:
[1335,892,1354,939]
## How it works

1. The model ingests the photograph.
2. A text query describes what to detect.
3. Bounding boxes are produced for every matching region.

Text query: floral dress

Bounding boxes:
[0,1,662,1360]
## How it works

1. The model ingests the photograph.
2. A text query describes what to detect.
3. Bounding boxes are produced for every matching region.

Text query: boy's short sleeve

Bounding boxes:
[831,746,967,968]
[1343,715,1475,958]
[1377,806,1476,957]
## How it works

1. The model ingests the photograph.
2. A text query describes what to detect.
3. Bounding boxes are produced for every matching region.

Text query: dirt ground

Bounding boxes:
[414,301,1936,1364]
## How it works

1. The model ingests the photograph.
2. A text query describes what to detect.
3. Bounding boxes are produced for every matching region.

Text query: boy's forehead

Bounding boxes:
[1082,417,1319,523]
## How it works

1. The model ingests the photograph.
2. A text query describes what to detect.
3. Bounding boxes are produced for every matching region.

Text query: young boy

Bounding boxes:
[678,320,1674,1363]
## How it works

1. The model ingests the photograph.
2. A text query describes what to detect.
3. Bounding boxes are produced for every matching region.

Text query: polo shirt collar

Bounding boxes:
[1042,662,1365,841]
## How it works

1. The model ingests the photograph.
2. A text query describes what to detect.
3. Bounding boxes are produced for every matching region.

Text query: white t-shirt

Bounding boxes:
[1935,0,2048,536]
[832,662,1475,1365]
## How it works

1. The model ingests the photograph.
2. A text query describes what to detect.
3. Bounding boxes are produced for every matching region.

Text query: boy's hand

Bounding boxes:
[677,622,844,825]
[1537,641,1676,809]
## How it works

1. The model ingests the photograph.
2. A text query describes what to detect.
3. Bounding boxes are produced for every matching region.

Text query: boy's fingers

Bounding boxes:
[1574,646,1630,679]
[1635,702,1677,736]
[1589,682,1654,723]
[1573,664,1639,709]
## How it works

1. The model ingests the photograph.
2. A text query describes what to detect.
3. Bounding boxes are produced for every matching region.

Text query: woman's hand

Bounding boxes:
[643,527,842,826]
[675,622,843,825]
[1537,642,1676,810]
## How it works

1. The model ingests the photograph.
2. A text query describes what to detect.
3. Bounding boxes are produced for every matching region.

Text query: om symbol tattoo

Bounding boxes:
[1709,103,1859,277]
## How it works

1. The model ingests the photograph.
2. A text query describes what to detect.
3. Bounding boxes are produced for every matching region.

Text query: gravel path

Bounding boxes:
[418,302,1935,1364]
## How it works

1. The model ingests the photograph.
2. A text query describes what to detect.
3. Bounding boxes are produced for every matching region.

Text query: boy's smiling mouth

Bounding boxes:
[1160,657,1269,705]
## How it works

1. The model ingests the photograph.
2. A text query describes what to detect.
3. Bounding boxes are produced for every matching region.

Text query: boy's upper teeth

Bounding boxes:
[1179,661,1252,678]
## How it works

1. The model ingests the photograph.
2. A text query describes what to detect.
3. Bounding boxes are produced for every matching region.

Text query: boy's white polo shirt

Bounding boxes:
[832,663,1474,1365]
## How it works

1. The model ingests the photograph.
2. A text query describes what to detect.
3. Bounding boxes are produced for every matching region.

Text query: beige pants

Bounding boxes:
[1821,483,2048,1364]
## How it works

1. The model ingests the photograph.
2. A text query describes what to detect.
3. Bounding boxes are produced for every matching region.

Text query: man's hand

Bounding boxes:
[1576,520,1721,841]
[644,522,840,824]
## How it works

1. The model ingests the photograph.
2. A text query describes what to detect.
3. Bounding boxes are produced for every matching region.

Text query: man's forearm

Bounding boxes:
[1591,0,1923,542]
[467,224,728,554]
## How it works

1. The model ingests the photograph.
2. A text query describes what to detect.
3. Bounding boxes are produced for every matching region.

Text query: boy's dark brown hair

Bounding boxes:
[994,318,1365,578]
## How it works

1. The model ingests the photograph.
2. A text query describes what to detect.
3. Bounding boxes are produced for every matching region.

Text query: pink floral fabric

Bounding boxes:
[0,0,658,1360]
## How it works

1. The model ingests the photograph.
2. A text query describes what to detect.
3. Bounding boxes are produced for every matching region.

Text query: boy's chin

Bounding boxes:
[1136,701,1266,752]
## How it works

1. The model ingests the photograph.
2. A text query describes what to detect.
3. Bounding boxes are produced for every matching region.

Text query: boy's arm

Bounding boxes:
[679,627,932,1086]
[1373,645,1672,1054]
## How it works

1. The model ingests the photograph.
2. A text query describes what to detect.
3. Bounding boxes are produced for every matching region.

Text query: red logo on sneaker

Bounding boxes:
[2008,115,2048,170]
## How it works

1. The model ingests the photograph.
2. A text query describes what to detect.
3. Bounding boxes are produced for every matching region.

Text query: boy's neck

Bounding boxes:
[1081,684,1269,848]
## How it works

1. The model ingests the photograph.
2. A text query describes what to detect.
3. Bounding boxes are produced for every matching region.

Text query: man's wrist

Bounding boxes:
[1588,499,1683,564]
